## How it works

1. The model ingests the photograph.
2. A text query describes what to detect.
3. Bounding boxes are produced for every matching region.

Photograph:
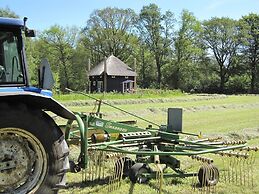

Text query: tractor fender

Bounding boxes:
[0,91,76,120]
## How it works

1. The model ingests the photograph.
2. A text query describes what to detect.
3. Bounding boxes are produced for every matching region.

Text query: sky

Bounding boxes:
[0,0,259,31]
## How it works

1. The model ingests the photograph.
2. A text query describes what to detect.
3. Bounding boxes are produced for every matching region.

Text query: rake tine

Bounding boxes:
[155,164,160,193]
[246,151,253,186]
[191,164,197,192]
[211,164,217,193]
[115,157,121,190]
[112,157,117,191]
[158,164,163,194]
[233,155,239,185]
[113,157,117,191]
[235,156,239,184]
[221,156,226,183]
[207,163,212,194]
[119,157,124,187]
[250,151,256,187]
[95,151,100,181]
[202,162,207,192]
[97,151,102,180]
[106,154,125,192]
[242,156,246,186]
[110,153,115,191]
[155,167,158,193]
[250,151,255,186]
[205,163,210,194]
[198,162,204,194]
[247,153,251,186]
[102,151,106,180]
[91,152,95,181]
[117,156,123,189]
[102,151,105,180]
[239,155,243,186]
[229,157,232,184]
[230,154,234,184]
[231,155,236,184]
[92,152,96,181]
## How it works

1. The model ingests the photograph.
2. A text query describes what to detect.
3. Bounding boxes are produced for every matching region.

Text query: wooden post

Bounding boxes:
[88,58,91,94]
[134,58,137,91]
[103,57,107,93]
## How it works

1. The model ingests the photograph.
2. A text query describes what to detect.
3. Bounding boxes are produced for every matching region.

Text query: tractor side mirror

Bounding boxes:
[38,58,55,90]
[25,29,36,37]
[23,17,36,37]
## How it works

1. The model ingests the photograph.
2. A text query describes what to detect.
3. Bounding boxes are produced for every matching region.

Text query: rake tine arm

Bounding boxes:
[95,144,247,156]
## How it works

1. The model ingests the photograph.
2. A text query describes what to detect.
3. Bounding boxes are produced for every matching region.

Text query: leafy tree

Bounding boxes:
[240,13,259,93]
[138,4,175,88]
[168,10,204,90]
[202,17,243,92]
[39,25,79,91]
[25,38,39,86]
[0,7,19,18]
[81,7,138,63]
[136,43,156,88]
[2,4,256,94]
[70,42,90,91]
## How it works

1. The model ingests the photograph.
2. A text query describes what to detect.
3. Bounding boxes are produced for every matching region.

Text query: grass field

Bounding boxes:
[58,93,259,194]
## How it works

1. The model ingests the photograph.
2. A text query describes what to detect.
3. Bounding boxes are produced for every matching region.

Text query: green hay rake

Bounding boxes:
[64,90,258,193]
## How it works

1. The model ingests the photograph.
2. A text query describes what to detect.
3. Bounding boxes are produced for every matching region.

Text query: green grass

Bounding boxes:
[58,94,259,194]
[54,89,184,101]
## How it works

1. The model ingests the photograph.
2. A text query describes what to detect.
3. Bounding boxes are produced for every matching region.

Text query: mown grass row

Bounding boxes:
[54,89,184,101]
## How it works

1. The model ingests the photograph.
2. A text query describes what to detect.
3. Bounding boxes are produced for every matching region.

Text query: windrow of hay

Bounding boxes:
[61,94,228,107]
[99,103,259,118]
[228,128,259,140]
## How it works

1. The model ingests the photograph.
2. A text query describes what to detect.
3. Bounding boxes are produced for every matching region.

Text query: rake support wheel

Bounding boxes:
[115,157,135,178]
[198,164,219,186]
[129,163,151,184]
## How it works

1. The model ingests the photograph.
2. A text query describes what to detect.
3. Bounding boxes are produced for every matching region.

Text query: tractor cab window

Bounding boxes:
[0,31,24,85]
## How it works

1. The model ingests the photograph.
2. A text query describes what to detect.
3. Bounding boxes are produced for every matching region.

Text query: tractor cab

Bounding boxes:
[0,17,36,87]
[0,18,27,86]
[0,18,55,94]
[0,17,53,92]
[0,29,25,84]
[0,17,75,120]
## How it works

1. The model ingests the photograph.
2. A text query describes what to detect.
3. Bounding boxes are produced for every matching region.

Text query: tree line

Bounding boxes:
[1,5,258,93]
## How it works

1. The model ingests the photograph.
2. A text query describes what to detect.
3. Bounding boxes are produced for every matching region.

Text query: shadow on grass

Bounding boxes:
[145,178,187,194]
[146,181,172,194]
[65,177,109,193]
[128,183,135,194]
[66,178,135,194]
[171,178,184,185]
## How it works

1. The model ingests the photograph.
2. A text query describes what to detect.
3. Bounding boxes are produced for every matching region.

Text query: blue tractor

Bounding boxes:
[0,17,74,193]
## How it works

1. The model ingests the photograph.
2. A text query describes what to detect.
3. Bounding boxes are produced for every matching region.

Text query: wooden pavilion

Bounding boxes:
[89,55,137,93]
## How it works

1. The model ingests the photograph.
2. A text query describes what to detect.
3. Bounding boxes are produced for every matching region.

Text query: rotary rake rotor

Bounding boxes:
[63,89,258,193]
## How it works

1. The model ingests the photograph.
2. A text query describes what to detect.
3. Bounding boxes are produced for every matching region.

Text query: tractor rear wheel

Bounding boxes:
[0,104,69,194]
